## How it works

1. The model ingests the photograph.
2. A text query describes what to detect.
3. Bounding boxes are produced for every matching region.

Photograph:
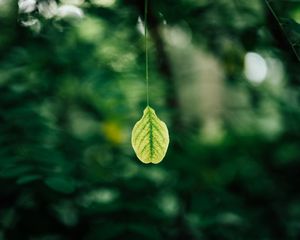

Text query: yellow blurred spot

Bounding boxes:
[102,121,124,145]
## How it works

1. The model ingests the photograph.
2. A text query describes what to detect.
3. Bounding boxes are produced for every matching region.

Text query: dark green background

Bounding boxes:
[1,0,300,239]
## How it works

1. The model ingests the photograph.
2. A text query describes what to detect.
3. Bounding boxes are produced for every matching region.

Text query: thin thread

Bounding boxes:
[265,0,300,62]
[145,0,149,106]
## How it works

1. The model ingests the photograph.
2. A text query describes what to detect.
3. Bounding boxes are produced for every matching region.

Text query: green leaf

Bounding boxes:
[131,106,169,164]
[17,175,41,184]
[44,177,76,194]
[0,166,33,178]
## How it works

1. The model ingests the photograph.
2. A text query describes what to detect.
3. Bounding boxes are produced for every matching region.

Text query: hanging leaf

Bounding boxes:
[131,106,169,164]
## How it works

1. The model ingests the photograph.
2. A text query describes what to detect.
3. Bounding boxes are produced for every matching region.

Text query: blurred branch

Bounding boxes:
[147,3,183,132]
[264,0,300,86]
[264,0,300,62]
[0,0,18,58]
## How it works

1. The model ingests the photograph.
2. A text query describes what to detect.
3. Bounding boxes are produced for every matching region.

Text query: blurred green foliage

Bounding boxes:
[1,0,300,239]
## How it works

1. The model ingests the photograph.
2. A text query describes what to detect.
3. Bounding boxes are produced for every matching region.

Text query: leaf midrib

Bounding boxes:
[149,110,154,159]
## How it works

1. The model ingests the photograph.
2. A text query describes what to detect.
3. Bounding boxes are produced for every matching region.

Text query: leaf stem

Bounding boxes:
[145,0,149,106]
